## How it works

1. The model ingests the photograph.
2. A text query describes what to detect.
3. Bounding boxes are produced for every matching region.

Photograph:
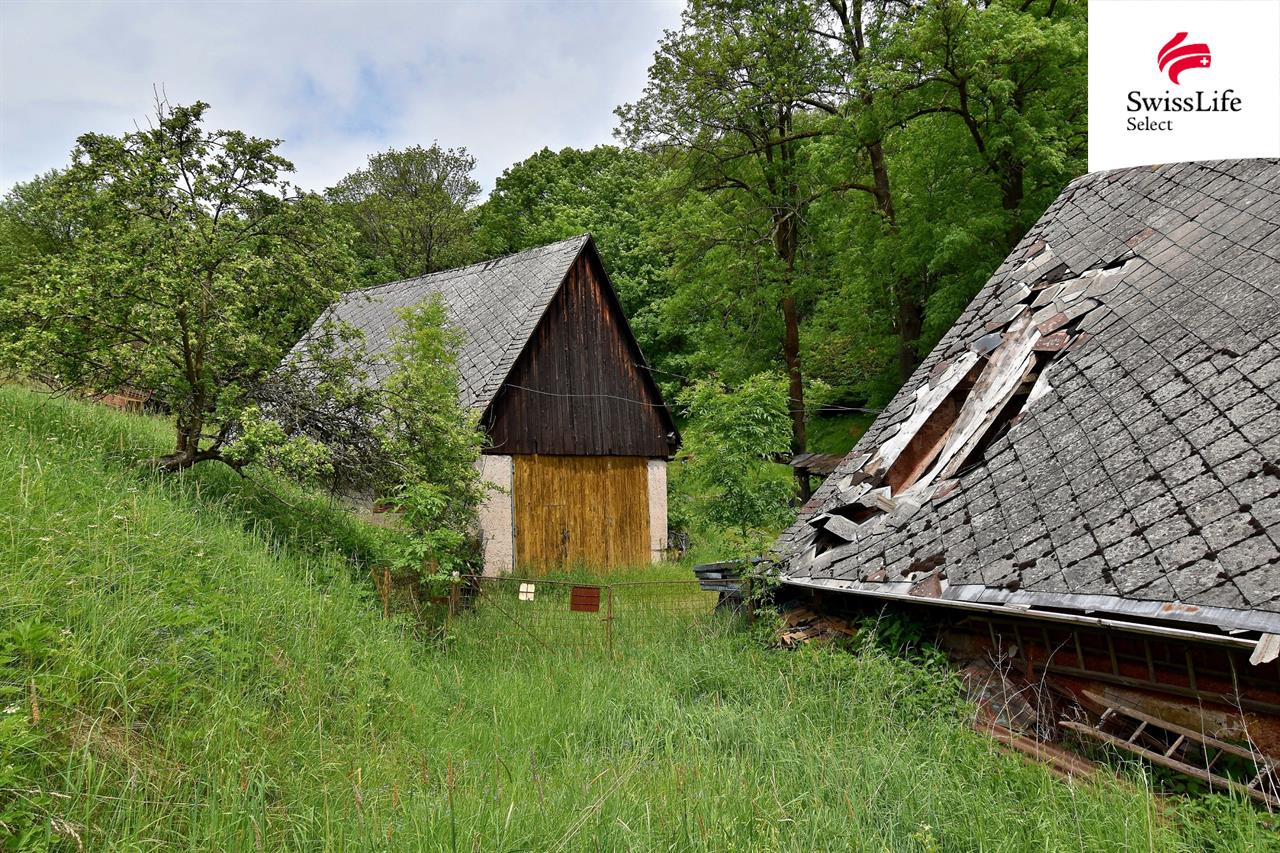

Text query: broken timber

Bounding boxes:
[974,718,1099,782]
[776,604,858,647]
[799,248,1121,593]
[1062,691,1280,808]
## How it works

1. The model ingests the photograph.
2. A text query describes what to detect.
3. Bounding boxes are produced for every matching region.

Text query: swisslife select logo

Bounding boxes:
[1157,33,1211,83]
[1126,32,1241,132]
[1088,1,1280,173]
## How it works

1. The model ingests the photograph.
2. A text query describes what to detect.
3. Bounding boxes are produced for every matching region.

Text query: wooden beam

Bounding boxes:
[1062,720,1278,808]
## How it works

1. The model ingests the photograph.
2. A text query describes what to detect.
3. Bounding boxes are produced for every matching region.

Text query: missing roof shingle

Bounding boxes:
[806,249,1134,558]
[884,358,987,493]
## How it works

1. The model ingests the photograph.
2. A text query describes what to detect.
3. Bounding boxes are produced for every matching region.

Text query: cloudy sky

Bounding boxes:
[0,0,683,195]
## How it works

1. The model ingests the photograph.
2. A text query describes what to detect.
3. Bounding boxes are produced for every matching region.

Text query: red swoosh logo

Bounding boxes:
[1158,33,1211,84]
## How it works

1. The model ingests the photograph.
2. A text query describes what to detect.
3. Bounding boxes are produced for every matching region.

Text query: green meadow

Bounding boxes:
[1,386,1273,851]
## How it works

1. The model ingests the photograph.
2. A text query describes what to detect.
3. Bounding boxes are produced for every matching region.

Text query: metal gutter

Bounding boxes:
[782,575,1261,652]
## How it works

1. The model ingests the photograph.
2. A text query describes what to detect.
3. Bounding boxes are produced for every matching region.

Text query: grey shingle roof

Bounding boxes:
[299,235,590,410]
[777,159,1280,636]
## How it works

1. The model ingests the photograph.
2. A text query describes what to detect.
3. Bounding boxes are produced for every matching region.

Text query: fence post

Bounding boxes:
[447,571,460,628]
[605,584,614,659]
[746,574,755,625]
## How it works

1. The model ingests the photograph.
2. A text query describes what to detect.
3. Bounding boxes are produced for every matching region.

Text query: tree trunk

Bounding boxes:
[1001,160,1026,248]
[896,295,924,384]
[868,140,896,225]
[781,294,806,454]
[773,195,807,457]
[864,139,925,384]
[155,419,224,472]
[153,446,232,472]
[155,450,199,472]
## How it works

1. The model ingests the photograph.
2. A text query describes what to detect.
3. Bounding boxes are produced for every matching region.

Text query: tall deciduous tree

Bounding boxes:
[329,144,481,281]
[894,0,1086,247]
[473,145,677,376]
[617,0,835,455]
[476,147,665,308]
[0,99,356,471]
[0,171,78,272]
[670,372,795,549]
[807,0,924,382]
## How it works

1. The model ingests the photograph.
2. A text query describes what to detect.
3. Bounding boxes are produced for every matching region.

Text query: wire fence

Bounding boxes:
[431,574,754,656]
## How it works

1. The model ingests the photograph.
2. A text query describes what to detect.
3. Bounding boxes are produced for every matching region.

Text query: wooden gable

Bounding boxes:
[481,241,677,458]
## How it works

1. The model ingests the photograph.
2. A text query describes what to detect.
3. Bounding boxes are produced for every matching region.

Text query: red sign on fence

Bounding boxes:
[569,586,602,613]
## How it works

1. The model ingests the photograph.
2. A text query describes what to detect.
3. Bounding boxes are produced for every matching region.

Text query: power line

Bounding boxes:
[632,362,882,414]
[504,382,879,416]
[503,383,671,408]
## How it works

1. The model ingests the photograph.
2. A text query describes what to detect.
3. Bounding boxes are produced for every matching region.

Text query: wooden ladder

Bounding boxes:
[1061,691,1279,808]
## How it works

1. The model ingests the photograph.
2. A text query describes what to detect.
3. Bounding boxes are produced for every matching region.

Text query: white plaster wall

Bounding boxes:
[647,459,668,562]
[476,454,514,576]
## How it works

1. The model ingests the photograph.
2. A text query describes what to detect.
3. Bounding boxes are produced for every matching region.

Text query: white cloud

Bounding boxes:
[0,0,683,194]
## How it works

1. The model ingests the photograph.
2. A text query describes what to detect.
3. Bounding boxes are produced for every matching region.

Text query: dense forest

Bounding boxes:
[0,0,1086,555]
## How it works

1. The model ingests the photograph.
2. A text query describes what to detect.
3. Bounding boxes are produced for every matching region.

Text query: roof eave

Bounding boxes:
[781,573,1279,647]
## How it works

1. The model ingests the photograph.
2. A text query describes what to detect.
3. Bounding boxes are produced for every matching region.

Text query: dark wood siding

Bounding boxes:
[482,249,674,457]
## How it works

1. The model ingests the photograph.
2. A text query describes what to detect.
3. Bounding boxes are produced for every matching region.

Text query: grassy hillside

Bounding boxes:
[0,385,1273,851]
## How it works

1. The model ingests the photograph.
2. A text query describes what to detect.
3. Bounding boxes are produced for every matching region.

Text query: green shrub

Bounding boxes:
[670,373,795,556]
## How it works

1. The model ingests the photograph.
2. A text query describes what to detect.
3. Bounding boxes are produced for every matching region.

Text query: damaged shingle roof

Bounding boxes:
[777,159,1280,636]
[298,234,590,410]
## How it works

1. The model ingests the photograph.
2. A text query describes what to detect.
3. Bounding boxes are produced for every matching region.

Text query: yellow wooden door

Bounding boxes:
[513,455,649,573]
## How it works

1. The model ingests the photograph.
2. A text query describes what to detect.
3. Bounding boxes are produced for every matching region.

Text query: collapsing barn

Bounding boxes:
[775,159,1280,803]
[305,235,679,575]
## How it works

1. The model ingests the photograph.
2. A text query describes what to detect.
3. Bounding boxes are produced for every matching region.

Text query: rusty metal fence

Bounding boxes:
[434,574,753,655]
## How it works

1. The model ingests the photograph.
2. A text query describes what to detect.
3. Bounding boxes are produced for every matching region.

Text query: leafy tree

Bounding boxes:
[802,0,1084,382]
[892,0,1087,247]
[800,102,1012,401]
[614,0,1084,417]
[0,170,97,342]
[0,171,78,274]
[226,319,378,488]
[806,0,925,382]
[617,0,837,454]
[0,99,357,471]
[670,372,795,551]
[376,299,485,577]
[475,146,667,311]
[234,296,484,578]
[473,145,681,388]
[329,144,481,282]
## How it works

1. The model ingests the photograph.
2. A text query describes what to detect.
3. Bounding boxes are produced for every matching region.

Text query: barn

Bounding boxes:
[774,159,1280,801]
[308,234,679,575]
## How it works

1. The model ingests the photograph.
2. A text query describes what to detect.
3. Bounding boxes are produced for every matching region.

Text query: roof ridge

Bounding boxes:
[1077,156,1279,185]
[338,233,590,299]
[296,233,594,413]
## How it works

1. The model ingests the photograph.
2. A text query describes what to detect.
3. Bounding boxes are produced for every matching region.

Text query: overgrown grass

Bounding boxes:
[1,386,1274,850]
